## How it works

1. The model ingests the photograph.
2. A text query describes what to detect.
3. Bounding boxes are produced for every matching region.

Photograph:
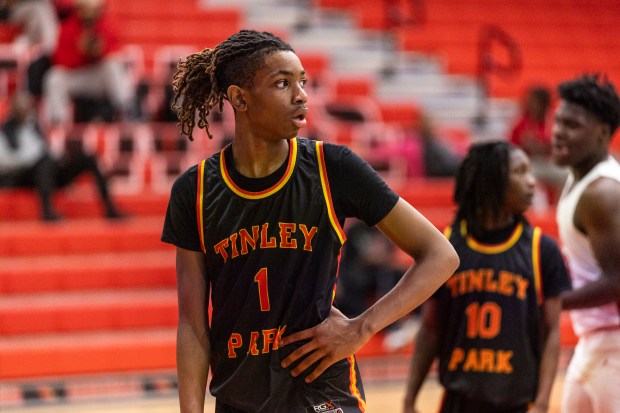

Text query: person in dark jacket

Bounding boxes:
[0,91,124,220]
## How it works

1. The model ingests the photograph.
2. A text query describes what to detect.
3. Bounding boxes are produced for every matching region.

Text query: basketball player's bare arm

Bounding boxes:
[562,178,620,309]
[279,197,459,383]
[402,300,440,413]
[176,247,211,413]
[530,296,562,413]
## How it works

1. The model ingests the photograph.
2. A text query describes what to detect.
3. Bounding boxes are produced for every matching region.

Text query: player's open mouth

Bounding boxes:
[552,142,569,157]
[292,114,307,128]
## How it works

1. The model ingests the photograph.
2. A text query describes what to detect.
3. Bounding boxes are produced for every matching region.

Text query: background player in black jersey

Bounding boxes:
[161,30,459,413]
[402,141,571,413]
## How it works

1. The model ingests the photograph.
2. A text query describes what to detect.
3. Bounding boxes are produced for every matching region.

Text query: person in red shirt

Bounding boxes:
[42,0,134,125]
[509,85,567,205]
[510,86,552,156]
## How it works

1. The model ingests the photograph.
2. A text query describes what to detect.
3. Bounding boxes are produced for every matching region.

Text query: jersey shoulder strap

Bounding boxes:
[196,159,207,254]
[315,140,346,245]
[531,226,543,304]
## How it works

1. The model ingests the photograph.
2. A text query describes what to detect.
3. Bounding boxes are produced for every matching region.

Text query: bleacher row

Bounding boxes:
[318,0,620,98]
[0,185,570,383]
[0,0,595,389]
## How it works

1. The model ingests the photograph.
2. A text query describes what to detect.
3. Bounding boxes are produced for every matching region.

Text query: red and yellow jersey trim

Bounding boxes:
[220,138,298,200]
[532,226,543,305]
[348,355,366,412]
[316,141,346,245]
[196,159,207,254]
[460,220,524,254]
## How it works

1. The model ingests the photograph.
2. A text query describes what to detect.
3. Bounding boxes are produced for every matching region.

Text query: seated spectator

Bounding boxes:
[335,219,402,318]
[0,0,58,56]
[509,85,567,204]
[418,113,461,177]
[510,86,552,155]
[368,111,461,178]
[42,0,135,125]
[0,0,58,97]
[0,91,125,220]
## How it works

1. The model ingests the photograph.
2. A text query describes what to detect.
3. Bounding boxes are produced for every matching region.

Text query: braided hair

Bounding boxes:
[453,141,515,236]
[172,30,295,140]
[558,73,620,136]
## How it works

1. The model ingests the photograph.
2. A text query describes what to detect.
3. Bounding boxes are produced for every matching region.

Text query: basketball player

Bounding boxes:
[552,74,620,413]
[402,141,571,413]
[161,30,459,413]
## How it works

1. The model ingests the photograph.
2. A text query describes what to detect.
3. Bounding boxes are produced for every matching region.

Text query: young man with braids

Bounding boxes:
[160,30,459,413]
[402,141,570,413]
[551,74,620,413]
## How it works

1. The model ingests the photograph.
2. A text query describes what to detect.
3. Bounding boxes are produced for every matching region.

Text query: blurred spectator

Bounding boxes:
[510,86,552,152]
[335,219,402,318]
[156,61,179,123]
[0,91,125,220]
[0,0,59,96]
[370,111,461,178]
[509,85,567,203]
[418,113,461,177]
[1,0,58,54]
[53,0,74,20]
[42,0,135,125]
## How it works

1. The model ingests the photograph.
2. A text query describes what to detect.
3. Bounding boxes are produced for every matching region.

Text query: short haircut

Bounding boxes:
[557,73,620,135]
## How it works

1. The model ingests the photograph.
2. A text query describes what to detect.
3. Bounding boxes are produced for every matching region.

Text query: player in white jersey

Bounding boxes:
[552,74,620,413]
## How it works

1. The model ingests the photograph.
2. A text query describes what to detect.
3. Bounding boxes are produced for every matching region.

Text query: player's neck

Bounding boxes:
[571,151,608,181]
[481,212,515,233]
[230,138,290,178]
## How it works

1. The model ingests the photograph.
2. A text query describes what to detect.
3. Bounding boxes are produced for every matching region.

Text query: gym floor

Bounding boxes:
[3,371,566,413]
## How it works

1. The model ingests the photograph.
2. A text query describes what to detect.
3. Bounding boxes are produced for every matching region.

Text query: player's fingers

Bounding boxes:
[289,349,324,378]
[304,358,335,383]
[279,327,314,347]
[280,341,317,368]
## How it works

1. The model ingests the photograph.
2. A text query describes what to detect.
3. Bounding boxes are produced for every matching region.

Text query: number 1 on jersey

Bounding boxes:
[254,268,271,312]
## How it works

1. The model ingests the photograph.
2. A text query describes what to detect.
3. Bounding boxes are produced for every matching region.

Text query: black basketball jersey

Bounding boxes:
[434,218,556,407]
[194,137,365,412]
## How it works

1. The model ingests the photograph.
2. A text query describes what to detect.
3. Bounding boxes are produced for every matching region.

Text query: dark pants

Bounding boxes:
[440,390,529,413]
[5,152,116,219]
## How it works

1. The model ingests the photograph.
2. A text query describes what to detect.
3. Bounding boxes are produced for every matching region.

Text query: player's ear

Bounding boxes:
[600,123,611,142]
[227,85,247,112]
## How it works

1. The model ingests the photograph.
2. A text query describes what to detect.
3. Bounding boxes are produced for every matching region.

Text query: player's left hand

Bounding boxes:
[279,306,371,383]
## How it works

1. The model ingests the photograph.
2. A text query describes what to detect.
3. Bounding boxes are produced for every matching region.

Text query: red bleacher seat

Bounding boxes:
[333,76,375,98]
[314,0,357,9]
[378,101,421,129]
[387,0,620,99]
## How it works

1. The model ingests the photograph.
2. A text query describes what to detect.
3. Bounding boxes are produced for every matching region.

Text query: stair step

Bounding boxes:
[0,320,576,380]
[394,178,454,208]
[0,250,175,294]
[0,328,176,379]
[0,190,169,221]
[0,216,168,256]
[0,289,177,335]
